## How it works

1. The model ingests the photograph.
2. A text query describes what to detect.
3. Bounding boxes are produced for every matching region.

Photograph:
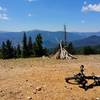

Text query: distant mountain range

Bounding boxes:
[73,35,100,47]
[0,30,100,48]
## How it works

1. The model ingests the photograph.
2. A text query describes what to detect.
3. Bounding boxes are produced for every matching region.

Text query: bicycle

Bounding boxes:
[65,65,100,90]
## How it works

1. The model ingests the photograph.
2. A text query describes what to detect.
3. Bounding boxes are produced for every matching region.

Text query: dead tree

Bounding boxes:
[54,41,77,60]
[53,25,77,60]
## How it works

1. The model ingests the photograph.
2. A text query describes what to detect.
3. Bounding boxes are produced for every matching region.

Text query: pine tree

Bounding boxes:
[67,42,75,54]
[22,32,28,58]
[1,42,6,59]
[83,46,95,55]
[6,40,14,58]
[33,34,44,57]
[1,40,14,59]
[28,36,33,56]
[16,44,21,58]
[0,48,2,58]
[13,47,17,58]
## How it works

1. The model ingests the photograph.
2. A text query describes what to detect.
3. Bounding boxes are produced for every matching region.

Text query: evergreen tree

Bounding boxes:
[1,40,14,59]
[6,40,14,58]
[0,48,2,58]
[67,42,75,54]
[16,44,21,58]
[83,46,95,55]
[22,32,28,58]
[1,42,6,59]
[13,47,17,58]
[33,34,44,57]
[28,36,33,56]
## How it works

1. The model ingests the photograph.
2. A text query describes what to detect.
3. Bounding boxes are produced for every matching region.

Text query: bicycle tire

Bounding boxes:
[65,77,78,84]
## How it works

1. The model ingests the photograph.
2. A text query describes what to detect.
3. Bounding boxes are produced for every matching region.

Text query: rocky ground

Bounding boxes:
[0,55,100,100]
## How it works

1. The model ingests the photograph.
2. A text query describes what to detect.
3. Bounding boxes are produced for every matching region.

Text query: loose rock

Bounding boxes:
[27,96,32,100]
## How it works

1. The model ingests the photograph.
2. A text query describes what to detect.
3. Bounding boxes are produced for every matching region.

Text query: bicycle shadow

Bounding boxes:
[83,82,100,91]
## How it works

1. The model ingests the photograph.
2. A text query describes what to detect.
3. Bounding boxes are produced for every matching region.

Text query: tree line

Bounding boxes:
[0,32,48,59]
[51,42,100,55]
[0,32,100,59]
[66,43,100,55]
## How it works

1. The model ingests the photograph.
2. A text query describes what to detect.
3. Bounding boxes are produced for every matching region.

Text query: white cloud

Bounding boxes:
[0,6,8,20]
[82,3,100,12]
[27,0,37,2]
[0,6,7,11]
[28,13,32,17]
[0,13,8,20]
[81,20,85,23]
[84,1,87,5]
[0,6,3,11]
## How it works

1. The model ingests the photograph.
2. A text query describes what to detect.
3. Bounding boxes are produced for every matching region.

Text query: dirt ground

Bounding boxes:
[0,55,100,100]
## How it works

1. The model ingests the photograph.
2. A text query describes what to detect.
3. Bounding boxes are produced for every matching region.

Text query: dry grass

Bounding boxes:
[0,55,100,100]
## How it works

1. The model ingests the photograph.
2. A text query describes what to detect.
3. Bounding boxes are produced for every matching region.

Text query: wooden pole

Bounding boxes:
[64,25,67,45]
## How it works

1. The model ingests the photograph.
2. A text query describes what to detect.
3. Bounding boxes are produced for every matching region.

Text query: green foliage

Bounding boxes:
[50,42,100,55]
[93,45,100,54]
[1,40,14,59]
[0,49,2,58]
[16,44,21,58]
[28,36,33,56]
[67,42,75,54]
[75,47,83,54]
[22,32,28,58]
[83,46,96,55]
[42,48,49,56]
[33,34,44,57]
[1,42,6,59]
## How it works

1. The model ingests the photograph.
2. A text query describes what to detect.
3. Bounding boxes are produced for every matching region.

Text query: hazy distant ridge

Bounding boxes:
[0,30,100,48]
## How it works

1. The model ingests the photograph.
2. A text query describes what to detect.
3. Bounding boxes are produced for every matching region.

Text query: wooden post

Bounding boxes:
[64,25,67,45]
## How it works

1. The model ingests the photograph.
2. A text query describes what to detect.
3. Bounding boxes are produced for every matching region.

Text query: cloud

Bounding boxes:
[28,13,32,17]
[81,20,85,23]
[83,1,87,5]
[27,0,37,2]
[82,3,100,12]
[0,6,8,20]
[0,6,7,11]
[0,13,8,20]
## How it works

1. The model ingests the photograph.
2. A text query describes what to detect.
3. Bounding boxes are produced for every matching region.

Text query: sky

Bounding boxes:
[0,0,100,32]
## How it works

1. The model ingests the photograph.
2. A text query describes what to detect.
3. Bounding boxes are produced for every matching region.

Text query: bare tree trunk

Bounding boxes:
[54,41,77,60]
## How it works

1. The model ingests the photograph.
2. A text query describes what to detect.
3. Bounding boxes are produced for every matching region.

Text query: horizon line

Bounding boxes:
[0,29,100,33]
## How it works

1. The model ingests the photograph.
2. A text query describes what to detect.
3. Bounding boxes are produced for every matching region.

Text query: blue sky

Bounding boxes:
[0,0,100,32]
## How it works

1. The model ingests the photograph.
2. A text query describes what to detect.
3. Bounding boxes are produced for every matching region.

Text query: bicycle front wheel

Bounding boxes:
[65,77,79,85]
